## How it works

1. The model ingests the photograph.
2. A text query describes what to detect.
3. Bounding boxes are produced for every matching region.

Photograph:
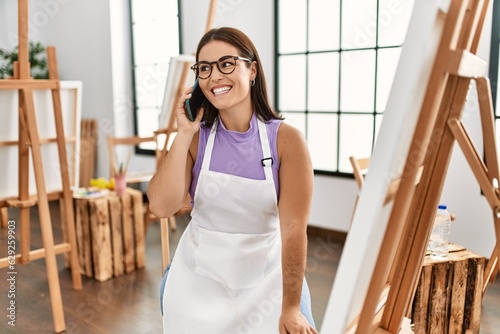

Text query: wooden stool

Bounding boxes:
[73,188,145,281]
[410,244,485,334]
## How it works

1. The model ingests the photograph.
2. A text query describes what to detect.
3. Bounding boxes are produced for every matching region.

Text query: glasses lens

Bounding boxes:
[197,62,212,79]
[217,57,237,74]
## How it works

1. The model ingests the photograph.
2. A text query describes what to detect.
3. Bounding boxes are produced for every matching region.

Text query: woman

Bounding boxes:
[148,27,316,334]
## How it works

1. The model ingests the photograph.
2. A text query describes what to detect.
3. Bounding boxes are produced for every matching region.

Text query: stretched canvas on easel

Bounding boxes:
[320,1,448,333]
[159,54,196,129]
[0,81,82,198]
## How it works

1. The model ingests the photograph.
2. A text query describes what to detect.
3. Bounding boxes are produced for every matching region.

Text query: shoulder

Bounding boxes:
[276,122,310,161]
[277,122,307,150]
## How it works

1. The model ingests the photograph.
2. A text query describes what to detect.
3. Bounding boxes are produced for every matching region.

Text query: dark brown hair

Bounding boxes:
[195,27,282,126]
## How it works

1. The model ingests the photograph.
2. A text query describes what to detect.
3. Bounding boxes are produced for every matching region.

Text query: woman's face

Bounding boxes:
[197,40,256,114]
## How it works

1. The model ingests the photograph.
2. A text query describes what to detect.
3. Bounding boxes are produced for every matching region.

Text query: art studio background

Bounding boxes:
[4,0,493,254]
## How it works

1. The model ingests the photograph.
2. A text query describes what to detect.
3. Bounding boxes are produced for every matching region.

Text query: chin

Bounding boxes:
[211,101,233,111]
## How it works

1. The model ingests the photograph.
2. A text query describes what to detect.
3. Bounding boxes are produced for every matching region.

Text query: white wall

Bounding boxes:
[0,0,115,180]
[0,1,496,257]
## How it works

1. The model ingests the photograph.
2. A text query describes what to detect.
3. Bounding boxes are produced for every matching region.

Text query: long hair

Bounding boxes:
[195,27,282,127]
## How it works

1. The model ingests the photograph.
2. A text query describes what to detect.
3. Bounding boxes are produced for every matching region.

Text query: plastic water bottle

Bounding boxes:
[428,204,451,259]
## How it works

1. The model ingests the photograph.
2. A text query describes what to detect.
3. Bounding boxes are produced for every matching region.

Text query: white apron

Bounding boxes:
[163,119,283,334]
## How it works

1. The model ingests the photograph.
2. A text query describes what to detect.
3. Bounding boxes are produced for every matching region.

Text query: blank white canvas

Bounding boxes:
[0,81,82,198]
[159,54,196,129]
[320,1,448,333]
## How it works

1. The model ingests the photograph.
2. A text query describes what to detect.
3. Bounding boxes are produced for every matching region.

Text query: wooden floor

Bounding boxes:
[0,202,499,333]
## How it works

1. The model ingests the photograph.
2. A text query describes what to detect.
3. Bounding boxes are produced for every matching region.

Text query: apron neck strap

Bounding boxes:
[201,116,274,182]
[257,120,274,182]
[200,120,218,172]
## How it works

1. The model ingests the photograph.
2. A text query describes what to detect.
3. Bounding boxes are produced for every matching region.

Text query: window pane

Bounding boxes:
[339,114,374,172]
[308,114,338,171]
[137,108,160,139]
[132,21,179,65]
[131,0,177,23]
[131,1,179,152]
[309,0,340,51]
[376,47,401,111]
[276,0,415,174]
[278,0,307,53]
[340,50,376,112]
[283,113,306,137]
[378,0,414,47]
[308,53,339,112]
[374,114,384,147]
[134,64,169,109]
[279,55,306,111]
[341,0,377,49]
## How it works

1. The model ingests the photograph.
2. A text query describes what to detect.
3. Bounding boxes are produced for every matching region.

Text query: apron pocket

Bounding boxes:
[194,227,270,290]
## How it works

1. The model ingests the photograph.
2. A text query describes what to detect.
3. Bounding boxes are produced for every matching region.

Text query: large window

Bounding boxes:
[276,0,413,174]
[130,0,181,151]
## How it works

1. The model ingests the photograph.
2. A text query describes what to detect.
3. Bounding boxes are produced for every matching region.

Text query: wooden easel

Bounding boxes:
[0,1,82,333]
[351,0,499,333]
[158,0,218,272]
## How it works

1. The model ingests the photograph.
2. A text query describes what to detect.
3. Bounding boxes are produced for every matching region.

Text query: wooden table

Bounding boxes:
[72,188,145,281]
[410,244,485,334]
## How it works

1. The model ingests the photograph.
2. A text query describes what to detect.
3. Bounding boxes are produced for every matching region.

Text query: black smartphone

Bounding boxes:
[185,78,206,121]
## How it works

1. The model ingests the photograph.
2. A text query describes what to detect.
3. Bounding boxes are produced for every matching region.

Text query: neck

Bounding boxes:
[218,101,254,132]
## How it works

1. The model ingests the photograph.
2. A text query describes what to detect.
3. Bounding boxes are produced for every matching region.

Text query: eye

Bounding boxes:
[221,61,236,70]
[199,64,211,72]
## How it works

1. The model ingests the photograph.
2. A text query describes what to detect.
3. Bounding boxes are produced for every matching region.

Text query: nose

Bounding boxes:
[210,65,224,81]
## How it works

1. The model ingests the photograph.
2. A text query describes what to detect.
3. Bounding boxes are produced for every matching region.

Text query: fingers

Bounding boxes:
[177,86,194,106]
[176,89,194,121]
[178,90,192,109]
[308,326,318,334]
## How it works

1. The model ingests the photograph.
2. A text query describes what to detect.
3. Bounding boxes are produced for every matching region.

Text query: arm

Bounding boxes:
[276,123,317,334]
[147,90,203,218]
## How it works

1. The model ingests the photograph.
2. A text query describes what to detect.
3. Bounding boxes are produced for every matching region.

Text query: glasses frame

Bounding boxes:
[190,55,252,79]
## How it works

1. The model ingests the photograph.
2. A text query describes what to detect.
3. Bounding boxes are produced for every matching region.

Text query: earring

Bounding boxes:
[251,79,255,87]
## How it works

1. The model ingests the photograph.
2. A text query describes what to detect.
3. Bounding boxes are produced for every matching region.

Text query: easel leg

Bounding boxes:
[0,207,7,228]
[484,244,498,289]
[23,89,66,332]
[19,92,31,263]
[476,77,500,288]
[47,46,82,290]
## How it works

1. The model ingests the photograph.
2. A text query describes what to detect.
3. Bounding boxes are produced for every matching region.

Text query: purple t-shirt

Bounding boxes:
[190,112,282,205]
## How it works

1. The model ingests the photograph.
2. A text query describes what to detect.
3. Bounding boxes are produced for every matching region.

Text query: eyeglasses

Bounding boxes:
[190,55,252,79]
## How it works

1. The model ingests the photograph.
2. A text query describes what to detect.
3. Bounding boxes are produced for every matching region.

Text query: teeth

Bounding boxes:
[213,86,231,95]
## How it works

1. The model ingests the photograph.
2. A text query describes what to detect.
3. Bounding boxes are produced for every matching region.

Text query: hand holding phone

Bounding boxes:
[185,78,206,121]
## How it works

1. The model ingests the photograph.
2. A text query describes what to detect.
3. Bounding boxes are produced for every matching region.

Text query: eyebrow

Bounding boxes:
[197,55,238,62]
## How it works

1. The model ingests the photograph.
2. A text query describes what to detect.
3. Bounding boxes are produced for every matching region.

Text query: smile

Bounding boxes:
[212,86,232,95]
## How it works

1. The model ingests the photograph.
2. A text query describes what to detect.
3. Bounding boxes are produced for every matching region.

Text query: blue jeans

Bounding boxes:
[160,261,316,328]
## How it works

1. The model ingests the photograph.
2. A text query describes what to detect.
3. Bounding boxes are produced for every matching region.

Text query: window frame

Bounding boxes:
[130,0,183,156]
[274,0,406,177]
